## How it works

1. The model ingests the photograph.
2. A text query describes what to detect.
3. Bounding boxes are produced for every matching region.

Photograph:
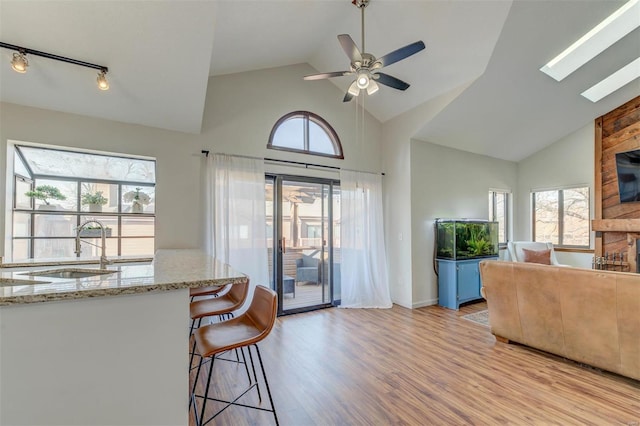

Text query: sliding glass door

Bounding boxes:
[266,175,340,315]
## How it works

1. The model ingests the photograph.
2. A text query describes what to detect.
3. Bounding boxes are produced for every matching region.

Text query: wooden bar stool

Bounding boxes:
[191,285,278,426]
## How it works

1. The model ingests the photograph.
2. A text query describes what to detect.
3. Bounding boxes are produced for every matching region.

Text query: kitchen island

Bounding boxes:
[0,249,247,426]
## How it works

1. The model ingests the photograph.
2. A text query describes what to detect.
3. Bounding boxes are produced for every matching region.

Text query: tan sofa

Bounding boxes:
[479,260,640,381]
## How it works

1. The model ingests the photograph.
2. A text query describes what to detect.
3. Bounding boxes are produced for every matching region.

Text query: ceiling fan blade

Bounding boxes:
[374,72,410,91]
[344,81,359,102]
[304,71,353,80]
[338,34,362,63]
[374,40,425,69]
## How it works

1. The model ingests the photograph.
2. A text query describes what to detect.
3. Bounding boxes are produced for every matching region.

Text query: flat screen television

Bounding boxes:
[615,149,640,203]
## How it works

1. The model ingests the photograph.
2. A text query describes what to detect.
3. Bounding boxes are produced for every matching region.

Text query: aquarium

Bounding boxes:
[436,219,499,260]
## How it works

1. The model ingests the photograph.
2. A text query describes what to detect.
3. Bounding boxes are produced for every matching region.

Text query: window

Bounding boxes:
[267,111,343,159]
[9,144,156,262]
[489,190,510,246]
[531,186,590,247]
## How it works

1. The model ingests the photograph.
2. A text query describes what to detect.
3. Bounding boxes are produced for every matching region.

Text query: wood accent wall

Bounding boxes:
[594,95,640,271]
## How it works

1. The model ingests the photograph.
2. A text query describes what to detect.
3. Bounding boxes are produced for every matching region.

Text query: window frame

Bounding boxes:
[267,111,344,159]
[531,185,590,249]
[9,144,156,262]
[489,189,511,248]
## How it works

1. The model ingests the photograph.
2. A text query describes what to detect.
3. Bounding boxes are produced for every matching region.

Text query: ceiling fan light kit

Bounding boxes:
[304,0,425,102]
[1,41,110,91]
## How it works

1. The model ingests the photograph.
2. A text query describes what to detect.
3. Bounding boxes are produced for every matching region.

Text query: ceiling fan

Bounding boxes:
[304,0,426,102]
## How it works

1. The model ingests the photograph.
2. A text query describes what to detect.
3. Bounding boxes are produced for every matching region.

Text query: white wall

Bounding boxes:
[0,63,382,260]
[203,64,381,171]
[410,141,517,307]
[516,122,594,267]
[381,82,473,308]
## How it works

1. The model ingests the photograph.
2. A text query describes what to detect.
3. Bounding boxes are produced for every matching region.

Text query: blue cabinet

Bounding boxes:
[437,258,495,310]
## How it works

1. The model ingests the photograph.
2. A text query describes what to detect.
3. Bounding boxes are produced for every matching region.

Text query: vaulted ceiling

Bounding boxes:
[1,0,638,161]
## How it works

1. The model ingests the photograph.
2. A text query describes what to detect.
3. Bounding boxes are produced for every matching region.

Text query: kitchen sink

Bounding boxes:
[0,277,52,287]
[22,268,116,279]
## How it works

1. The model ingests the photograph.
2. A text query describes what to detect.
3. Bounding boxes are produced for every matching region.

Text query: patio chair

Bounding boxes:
[296,254,319,285]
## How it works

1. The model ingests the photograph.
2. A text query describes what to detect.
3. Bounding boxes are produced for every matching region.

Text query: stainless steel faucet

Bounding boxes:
[75,220,111,269]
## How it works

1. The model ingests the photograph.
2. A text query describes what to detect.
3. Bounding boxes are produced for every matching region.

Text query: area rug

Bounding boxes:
[461,310,490,328]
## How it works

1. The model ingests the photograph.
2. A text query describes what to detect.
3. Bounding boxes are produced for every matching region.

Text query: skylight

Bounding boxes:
[581,57,640,102]
[540,0,640,82]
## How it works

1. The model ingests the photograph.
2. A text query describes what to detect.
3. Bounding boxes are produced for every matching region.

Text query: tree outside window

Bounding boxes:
[532,187,589,247]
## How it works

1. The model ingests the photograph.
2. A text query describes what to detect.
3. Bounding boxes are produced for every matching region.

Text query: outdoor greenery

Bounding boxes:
[81,191,108,206]
[25,185,67,205]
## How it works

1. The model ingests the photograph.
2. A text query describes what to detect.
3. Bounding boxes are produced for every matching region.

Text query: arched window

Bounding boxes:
[268,111,343,159]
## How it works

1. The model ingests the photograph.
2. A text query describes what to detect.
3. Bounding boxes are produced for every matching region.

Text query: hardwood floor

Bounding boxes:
[189,302,640,425]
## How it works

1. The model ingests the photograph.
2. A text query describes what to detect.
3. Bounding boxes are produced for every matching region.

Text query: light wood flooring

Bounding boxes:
[189,302,640,425]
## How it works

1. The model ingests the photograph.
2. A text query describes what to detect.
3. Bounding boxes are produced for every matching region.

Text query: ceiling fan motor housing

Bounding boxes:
[352,52,377,71]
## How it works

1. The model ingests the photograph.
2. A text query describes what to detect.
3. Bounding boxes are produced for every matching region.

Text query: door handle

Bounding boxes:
[282,237,286,254]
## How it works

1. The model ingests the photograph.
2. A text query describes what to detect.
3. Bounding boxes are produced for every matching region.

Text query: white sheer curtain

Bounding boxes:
[339,170,392,308]
[202,154,269,302]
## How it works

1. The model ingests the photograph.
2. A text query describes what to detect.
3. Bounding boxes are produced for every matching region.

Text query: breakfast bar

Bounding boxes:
[0,249,247,426]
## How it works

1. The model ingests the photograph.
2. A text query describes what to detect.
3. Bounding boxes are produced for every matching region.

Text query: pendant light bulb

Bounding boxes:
[356,70,370,89]
[97,70,109,91]
[11,52,28,73]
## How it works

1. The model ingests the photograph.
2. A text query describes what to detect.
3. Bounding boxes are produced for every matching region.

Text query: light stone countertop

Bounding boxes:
[0,249,247,306]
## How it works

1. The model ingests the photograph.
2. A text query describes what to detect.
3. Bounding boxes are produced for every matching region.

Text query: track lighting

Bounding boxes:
[1,41,109,91]
[96,70,109,91]
[11,51,28,73]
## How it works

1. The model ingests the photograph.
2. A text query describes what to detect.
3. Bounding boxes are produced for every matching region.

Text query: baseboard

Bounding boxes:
[412,298,438,309]
[391,298,438,309]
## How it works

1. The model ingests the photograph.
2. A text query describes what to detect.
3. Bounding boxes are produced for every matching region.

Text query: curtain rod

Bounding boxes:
[200,150,384,176]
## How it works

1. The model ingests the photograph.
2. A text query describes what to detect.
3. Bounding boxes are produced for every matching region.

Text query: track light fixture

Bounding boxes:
[1,41,110,91]
[11,51,28,73]
[96,70,109,91]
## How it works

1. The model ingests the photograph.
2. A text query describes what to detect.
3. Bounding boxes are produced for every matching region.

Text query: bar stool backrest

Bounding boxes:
[227,280,250,307]
[245,285,278,342]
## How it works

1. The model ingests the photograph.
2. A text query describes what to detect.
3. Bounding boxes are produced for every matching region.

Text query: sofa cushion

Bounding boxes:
[522,248,551,265]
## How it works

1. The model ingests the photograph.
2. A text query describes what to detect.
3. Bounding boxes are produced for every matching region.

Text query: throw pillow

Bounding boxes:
[522,248,551,265]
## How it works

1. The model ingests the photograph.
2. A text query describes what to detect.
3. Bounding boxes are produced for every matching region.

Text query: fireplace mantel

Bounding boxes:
[592,219,640,233]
